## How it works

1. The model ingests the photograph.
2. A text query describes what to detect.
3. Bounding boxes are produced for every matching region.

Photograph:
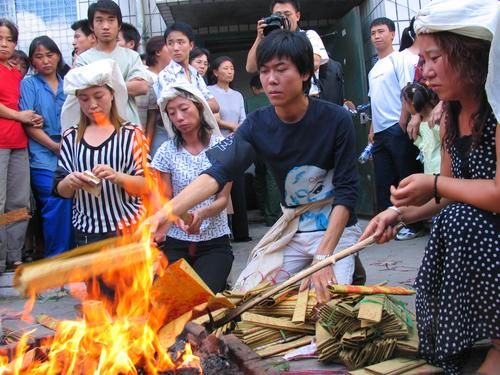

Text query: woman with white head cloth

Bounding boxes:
[152,82,233,293]
[360,0,500,373]
[54,59,149,248]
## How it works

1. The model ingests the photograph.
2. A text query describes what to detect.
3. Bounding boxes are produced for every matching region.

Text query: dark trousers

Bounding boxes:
[373,123,423,230]
[160,235,233,293]
[230,173,250,240]
[254,156,282,226]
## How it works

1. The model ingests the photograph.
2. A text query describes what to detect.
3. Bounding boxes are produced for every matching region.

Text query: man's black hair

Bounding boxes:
[256,30,313,94]
[0,18,19,43]
[71,19,93,36]
[120,22,140,51]
[88,0,123,28]
[249,74,263,90]
[269,0,300,13]
[370,17,395,32]
[164,22,194,42]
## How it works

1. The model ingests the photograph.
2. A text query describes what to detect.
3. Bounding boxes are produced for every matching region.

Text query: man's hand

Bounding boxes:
[256,19,267,41]
[141,207,173,246]
[300,263,336,304]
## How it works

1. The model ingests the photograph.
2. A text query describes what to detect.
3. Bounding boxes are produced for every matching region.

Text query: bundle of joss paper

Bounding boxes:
[315,285,420,371]
[192,282,418,365]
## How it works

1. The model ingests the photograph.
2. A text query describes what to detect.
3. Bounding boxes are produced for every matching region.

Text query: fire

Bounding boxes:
[0,115,203,374]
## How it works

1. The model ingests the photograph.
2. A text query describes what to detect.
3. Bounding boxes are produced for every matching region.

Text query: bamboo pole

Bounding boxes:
[212,235,377,328]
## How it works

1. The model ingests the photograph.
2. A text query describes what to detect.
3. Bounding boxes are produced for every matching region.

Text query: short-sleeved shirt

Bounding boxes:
[75,46,149,125]
[20,74,66,171]
[0,64,26,149]
[151,135,230,242]
[208,85,246,137]
[155,60,214,101]
[136,69,158,127]
[368,50,418,133]
[54,124,148,234]
[205,98,358,232]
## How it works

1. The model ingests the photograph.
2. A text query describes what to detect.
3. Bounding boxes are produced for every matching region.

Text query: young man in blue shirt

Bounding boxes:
[147,30,361,303]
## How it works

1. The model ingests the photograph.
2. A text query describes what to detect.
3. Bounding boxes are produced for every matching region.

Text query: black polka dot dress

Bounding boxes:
[415,113,500,374]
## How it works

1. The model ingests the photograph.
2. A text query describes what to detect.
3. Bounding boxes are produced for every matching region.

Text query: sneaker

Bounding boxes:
[396,227,425,241]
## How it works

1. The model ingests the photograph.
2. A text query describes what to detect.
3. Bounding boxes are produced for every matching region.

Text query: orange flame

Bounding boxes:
[0,114,202,374]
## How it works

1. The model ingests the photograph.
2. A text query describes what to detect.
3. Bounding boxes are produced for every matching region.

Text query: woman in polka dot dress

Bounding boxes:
[360,0,500,373]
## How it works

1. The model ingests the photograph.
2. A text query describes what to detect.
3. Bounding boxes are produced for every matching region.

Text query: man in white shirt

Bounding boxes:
[368,17,424,240]
[155,22,219,114]
[74,0,148,125]
[245,0,328,74]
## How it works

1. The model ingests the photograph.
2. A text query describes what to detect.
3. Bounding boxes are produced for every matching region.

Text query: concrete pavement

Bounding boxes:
[0,212,486,373]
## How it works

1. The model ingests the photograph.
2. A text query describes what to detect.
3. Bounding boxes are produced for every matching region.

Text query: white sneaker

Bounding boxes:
[396,227,425,241]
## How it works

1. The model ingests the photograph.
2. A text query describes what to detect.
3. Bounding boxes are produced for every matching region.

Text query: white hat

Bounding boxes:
[414,0,500,119]
[157,81,222,138]
[60,59,128,131]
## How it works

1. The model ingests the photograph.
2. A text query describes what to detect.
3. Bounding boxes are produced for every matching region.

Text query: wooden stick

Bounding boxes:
[14,243,147,296]
[212,235,376,328]
[0,208,30,226]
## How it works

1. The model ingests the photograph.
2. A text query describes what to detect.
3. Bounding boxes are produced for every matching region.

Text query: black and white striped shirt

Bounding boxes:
[55,123,149,234]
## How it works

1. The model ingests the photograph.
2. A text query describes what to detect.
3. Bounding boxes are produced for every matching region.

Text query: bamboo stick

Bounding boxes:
[213,235,376,328]
[0,208,30,226]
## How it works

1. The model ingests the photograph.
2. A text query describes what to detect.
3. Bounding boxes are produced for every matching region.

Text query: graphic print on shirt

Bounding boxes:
[285,165,334,232]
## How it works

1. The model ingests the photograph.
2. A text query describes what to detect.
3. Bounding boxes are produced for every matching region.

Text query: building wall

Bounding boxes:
[359,0,430,69]
[0,0,166,62]
[0,0,78,63]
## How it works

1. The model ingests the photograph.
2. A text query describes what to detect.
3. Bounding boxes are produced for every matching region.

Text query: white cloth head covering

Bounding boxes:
[60,59,128,131]
[157,81,222,138]
[414,0,500,119]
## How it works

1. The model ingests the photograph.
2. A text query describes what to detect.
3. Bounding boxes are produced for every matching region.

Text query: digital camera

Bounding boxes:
[262,13,289,36]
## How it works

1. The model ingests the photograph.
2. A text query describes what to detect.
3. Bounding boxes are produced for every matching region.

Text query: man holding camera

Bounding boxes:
[245,0,328,74]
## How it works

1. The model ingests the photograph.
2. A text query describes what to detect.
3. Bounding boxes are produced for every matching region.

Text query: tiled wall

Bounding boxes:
[0,0,78,63]
[360,0,430,70]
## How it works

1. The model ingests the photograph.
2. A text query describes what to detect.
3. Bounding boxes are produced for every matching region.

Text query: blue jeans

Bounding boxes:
[31,168,74,257]
[373,124,423,230]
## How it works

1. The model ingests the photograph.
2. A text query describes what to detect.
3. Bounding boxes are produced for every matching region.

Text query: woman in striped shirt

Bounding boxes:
[55,60,149,246]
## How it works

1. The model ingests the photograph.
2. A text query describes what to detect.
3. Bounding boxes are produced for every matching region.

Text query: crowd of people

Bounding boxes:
[0,0,498,373]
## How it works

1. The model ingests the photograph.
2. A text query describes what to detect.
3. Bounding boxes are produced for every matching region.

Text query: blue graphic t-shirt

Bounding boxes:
[205,98,358,231]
